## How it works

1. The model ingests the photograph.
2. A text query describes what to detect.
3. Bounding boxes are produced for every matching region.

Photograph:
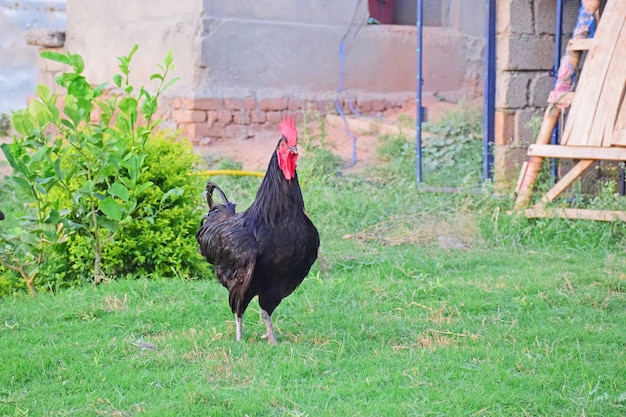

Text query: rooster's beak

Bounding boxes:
[288,146,298,154]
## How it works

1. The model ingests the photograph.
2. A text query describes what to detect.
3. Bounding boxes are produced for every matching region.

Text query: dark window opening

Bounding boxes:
[368,0,443,26]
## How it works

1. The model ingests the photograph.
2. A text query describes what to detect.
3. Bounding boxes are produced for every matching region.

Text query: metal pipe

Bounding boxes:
[551,0,565,179]
[483,0,496,181]
[416,0,423,184]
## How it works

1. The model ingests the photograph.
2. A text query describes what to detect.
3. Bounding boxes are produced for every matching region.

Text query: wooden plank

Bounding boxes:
[611,91,626,146]
[567,38,594,51]
[561,0,626,147]
[538,159,595,204]
[515,161,529,195]
[594,17,626,146]
[572,3,624,147]
[514,108,561,209]
[524,208,626,222]
[608,23,626,146]
[527,144,626,161]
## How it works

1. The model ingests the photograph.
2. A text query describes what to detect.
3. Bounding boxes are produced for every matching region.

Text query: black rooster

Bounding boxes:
[196,116,320,344]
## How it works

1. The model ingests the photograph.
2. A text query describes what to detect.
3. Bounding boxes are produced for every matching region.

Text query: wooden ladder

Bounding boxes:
[514,0,626,221]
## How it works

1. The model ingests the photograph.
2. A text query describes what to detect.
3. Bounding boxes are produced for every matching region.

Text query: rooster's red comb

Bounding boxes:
[280,115,298,146]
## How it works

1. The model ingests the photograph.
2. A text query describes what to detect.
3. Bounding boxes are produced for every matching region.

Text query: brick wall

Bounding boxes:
[165,96,403,145]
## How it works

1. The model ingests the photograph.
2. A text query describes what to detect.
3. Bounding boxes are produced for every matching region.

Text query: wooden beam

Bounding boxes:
[561,0,626,147]
[524,208,626,222]
[527,144,626,161]
[567,38,594,52]
[514,107,561,209]
[538,159,595,204]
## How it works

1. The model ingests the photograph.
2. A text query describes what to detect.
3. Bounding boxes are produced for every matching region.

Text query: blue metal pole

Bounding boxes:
[551,0,564,179]
[483,0,496,181]
[416,0,423,184]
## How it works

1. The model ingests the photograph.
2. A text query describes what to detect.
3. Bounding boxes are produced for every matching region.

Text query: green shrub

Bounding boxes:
[45,131,209,284]
[373,105,483,187]
[0,46,213,296]
[78,132,209,279]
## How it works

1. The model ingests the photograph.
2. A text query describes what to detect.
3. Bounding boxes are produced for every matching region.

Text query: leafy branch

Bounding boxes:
[0,45,177,291]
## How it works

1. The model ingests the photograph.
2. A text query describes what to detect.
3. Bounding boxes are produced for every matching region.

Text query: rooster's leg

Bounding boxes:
[260,309,277,345]
[235,315,243,341]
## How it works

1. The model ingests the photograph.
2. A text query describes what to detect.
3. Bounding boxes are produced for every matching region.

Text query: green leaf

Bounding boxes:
[141,96,157,120]
[11,176,34,195]
[119,97,138,117]
[31,145,49,163]
[67,52,85,73]
[41,50,71,66]
[58,72,80,89]
[164,50,174,67]
[135,181,153,196]
[9,151,33,179]
[10,111,34,136]
[76,98,94,120]
[60,119,75,130]
[120,160,138,182]
[1,143,22,173]
[36,84,52,102]
[27,99,52,130]
[113,74,123,88]
[108,182,130,201]
[128,44,139,61]
[78,180,95,195]
[68,76,93,100]
[161,77,180,93]
[93,82,108,97]
[161,187,184,204]
[99,197,123,221]
[124,199,137,214]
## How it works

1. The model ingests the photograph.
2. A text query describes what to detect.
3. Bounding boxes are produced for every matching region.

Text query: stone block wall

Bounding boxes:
[494,1,584,186]
[494,1,559,186]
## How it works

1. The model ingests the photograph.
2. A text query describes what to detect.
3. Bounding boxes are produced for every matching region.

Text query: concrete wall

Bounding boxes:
[64,0,483,100]
[6,0,581,186]
[0,0,66,114]
[63,0,202,99]
[47,0,485,143]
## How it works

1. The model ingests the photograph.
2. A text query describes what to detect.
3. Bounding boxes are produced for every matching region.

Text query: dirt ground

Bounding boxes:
[0,95,463,177]
[197,95,461,173]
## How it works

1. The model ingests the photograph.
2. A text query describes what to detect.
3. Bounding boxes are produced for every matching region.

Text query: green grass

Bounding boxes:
[2,174,626,415]
[1,244,624,416]
[2,111,626,416]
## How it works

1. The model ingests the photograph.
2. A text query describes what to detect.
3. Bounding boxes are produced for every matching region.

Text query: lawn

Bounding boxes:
[1,164,625,416]
[1,103,626,416]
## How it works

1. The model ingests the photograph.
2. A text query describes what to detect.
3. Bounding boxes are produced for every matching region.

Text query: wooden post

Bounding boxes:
[514,107,560,208]
[513,0,602,209]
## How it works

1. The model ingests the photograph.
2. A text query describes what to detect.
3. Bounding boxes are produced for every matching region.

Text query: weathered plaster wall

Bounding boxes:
[48,0,486,144]
[63,0,484,100]
[63,0,202,99]
[0,0,65,114]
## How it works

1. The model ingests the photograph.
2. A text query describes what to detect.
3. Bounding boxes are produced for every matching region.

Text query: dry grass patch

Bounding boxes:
[102,294,129,312]
[343,211,481,249]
